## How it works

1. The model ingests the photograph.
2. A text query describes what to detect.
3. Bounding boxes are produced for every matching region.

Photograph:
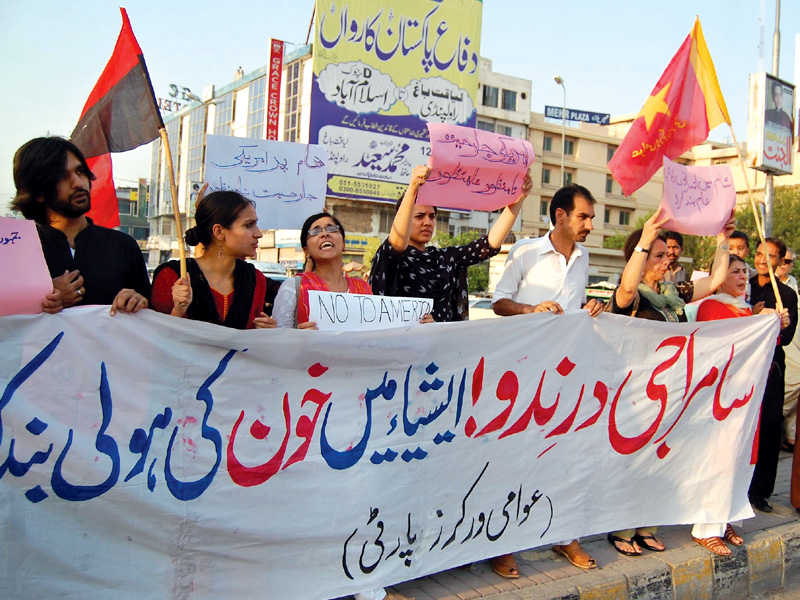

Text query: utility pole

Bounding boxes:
[764,0,781,236]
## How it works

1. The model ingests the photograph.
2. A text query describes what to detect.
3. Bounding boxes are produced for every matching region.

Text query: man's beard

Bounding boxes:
[50,190,91,218]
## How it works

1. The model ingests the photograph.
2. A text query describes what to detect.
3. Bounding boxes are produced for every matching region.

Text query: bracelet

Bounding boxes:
[718,244,729,250]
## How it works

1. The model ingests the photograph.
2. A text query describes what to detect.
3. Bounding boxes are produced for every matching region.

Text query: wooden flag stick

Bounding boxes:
[159,127,187,279]
[728,125,783,312]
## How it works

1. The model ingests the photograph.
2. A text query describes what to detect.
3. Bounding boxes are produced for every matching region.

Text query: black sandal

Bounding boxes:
[607,533,642,556]
[632,532,665,552]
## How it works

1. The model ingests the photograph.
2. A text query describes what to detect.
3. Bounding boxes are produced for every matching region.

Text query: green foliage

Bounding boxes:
[732,185,800,278]
[434,230,490,293]
[602,210,654,250]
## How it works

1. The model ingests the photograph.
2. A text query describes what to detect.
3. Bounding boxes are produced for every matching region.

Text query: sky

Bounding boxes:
[1,0,797,207]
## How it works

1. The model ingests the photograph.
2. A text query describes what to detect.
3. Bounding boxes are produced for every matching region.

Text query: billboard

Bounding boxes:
[747,72,795,175]
[311,0,483,202]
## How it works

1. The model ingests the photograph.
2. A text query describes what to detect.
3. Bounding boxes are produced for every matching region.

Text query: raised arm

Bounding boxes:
[487,172,532,249]
[691,212,735,301]
[388,165,431,252]
[614,208,669,309]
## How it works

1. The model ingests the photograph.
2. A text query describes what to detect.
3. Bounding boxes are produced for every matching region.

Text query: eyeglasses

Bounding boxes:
[307,224,341,237]
[785,259,795,265]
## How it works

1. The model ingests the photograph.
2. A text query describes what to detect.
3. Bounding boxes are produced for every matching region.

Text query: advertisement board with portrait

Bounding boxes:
[747,72,795,175]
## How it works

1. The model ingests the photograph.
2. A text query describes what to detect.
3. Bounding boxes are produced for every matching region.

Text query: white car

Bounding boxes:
[468,297,499,320]
[246,260,289,282]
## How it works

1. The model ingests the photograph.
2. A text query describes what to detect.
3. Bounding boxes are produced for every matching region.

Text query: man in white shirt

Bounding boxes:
[488,184,602,578]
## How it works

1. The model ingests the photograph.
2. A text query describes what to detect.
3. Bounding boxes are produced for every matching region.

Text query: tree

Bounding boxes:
[434,230,489,293]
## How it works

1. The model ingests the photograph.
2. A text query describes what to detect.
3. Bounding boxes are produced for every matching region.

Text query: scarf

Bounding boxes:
[709,292,750,310]
[637,281,686,322]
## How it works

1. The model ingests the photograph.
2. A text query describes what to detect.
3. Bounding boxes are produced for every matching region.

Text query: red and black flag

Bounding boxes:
[70,8,163,228]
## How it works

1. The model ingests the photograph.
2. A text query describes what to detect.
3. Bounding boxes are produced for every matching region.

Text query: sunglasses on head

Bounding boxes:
[308,224,341,237]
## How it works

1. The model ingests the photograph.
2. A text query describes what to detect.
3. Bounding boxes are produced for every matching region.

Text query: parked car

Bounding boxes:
[468,296,499,320]
[246,260,289,282]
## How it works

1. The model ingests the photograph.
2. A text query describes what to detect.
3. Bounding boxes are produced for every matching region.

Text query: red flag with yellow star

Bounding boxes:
[608,18,730,196]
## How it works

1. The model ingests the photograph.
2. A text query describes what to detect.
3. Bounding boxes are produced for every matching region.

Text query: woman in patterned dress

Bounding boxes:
[369,165,532,322]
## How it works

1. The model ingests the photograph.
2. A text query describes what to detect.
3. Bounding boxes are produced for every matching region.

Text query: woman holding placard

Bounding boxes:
[273,212,372,329]
[605,207,734,556]
[369,165,531,322]
[150,190,276,329]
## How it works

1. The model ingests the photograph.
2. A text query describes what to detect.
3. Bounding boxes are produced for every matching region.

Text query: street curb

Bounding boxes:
[464,520,800,599]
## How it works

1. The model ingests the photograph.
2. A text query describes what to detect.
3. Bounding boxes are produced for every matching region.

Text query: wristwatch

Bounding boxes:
[634,246,649,254]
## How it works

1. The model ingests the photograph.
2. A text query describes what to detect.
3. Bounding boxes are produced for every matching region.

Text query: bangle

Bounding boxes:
[718,244,729,250]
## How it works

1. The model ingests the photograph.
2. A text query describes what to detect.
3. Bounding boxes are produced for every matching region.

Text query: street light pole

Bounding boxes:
[554,76,566,186]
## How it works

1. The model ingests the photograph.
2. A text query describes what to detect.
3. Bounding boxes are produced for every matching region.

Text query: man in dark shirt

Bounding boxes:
[748,237,798,512]
[12,137,150,314]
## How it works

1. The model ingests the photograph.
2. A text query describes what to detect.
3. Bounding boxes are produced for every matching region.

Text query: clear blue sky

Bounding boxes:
[1,1,797,207]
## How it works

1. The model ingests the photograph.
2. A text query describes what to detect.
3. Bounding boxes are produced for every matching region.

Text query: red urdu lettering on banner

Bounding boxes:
[472,371,519,437]
[575,381,609,431]
[464,357,485,437]
[227,393,291,487]
[282,388,331,470]
[713,345,754,421]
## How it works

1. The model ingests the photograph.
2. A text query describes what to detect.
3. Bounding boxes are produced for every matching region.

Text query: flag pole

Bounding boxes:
[728,125,783,312]
[159,127,187,279]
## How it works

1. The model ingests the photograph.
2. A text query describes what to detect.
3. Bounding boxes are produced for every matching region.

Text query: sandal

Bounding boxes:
[490,553,519,579]
[724,524,743,546]
[552,540,597,570]
[633,531,665,552]
[385,593,414,600]
[693,536,731,555]
[607,533,642,556]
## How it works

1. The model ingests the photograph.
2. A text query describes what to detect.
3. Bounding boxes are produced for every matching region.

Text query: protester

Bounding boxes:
[605,207,734,555]
[489,183,602,576]
[663,231,686,283]
[273,211,415,600]
[779,248,800,453]
[369,165,532,322]
[12,136,150,315]
[748,238,798,513]
[729,230,756,302]
[150,191,276,329]
[691,254,787,555]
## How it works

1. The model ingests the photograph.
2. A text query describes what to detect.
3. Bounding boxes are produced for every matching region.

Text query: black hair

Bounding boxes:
[623,229,668,261]
[763,237,787,260]
[300,212,345,249]
[184,191,254,246]
[12,137,96,224]
[730,230,750,248]
[664,231,684,248]
[549,184,595,223]
[395,192,437,216]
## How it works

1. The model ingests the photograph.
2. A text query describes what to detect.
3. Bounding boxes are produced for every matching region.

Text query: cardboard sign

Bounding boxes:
[308,290,433,331]
[0,217,52,315]
[659,157,735,236]
[418,123,534,211]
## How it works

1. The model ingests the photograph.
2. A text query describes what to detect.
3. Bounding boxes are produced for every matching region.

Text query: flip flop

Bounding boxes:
[724,524,743,546]
[633,532,665,552]
[693,536,731,556]
[552,541,598,569]
[490,554,519,579]
[607,533,642,556]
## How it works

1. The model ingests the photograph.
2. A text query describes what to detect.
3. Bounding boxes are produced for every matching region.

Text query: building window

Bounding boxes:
[502,89,517,111]
[540,200,549,216]
[498,125,512,136]
[607,145,617,162]
[118,199,133,215]
[378,209,393,234]
[213,93,233,135]
[482,85,498,108]
[477,120,494,132]
[619,210,631,226]
[542,168,551,185]
[246,76,266,138]
[186,106,207,198]
[284,61,301,142]
[606,175,614,194]
[564,138,575,155]
[543,136,552,152]
[604,208,611,223]
[563,172,573,185]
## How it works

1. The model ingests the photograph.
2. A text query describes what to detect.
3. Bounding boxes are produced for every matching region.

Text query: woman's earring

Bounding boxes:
[218,243,223,258]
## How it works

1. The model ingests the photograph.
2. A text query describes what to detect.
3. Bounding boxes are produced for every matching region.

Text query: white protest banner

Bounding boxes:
[418,123,535,211]
[204,135,327,229]
[659,157,736,236]
[308,290,433,331]
[0,307,778,599]
[0,217,53,316]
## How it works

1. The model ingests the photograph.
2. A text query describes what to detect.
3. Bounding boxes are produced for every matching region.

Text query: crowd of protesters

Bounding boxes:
[9,136,800,597]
